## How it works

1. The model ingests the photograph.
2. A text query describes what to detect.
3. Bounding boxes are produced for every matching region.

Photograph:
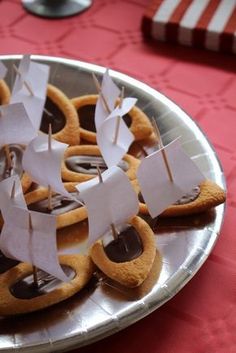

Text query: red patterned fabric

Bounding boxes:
[142,0,236,54]
[0,1,236,352]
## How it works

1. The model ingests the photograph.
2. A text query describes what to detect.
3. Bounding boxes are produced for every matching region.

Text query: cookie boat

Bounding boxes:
[0,133,94,315]
[0,176,93,316]
[71,69,153,144]
[76,165,161,291]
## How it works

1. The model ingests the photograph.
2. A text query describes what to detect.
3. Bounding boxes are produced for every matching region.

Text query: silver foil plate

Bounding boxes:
[0,55,226,352]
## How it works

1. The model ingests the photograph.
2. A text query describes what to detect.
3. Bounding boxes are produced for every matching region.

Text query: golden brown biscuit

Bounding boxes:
[99,249,162,300]
[40,84,80,145]
[0,254,94,315]
[71,94,153,143]
[90,216,157,288]
[62,144,140,182]
[132,179,226,217]
[57,220,88,250]
[25,182,87,229]
[0,79,10,105]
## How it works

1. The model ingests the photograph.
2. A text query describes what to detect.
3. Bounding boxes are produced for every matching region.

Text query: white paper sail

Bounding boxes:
[0,103,37,147]
[0,206,69,282]
[10,55,49,130]
[137,138,205,218]
[95,69,120,130]
[76,166,139,245]
[96,97,136,167]
[22,134,73,199]
[0,61,7,79]
[0,175,27,219]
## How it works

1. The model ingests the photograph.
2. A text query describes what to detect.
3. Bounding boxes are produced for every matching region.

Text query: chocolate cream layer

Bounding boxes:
[10,265,75,299]
[40,97,66,134]
[138,186,201,205]
[104,226,143,263]
[78,104,132,132]
[65,155,129,175]
[28,192,81,215]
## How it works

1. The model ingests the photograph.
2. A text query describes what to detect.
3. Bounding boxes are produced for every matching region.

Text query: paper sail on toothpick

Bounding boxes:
[0,61,7,79]
[0,103,37,147]
[137,138,205,218]
[0,175,27,219]
[10,55,49,130]
[95,69,120,130]
[0,206,69,282]
[96,97,136,167]
[76,166,139,245]
[22,134,73,199]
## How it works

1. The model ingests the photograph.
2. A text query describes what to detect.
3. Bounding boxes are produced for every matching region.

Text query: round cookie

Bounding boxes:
[0,254,94,315]
[71,94,153,143]
[132,179,226,217]
[40,84,80,145]
[62,144,140,182]
[0,79,10,105]
[90,216,157,288]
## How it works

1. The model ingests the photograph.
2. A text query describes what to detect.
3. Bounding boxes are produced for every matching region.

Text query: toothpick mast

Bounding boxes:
[13,64,34,96]
[28,212,39,288]
[113,86,124,145]
[0,109,13,174]
[10,180,16,199]
[96,165,119,240]
[13,63,51,118]
[47,123,53,211]
[92,72,111,114]
[151,117,174,183]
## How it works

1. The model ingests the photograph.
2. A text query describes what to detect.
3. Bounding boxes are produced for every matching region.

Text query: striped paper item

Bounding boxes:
[142,0,236,54]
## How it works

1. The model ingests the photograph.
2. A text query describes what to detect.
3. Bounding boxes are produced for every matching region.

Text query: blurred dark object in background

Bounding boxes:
[22,0,93,18]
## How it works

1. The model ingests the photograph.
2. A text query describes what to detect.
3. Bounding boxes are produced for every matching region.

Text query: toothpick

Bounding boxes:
[13,64,34,96]
[28,212,39,288]
[4,145,12,171]
[44,107,53,117]
[113,86,124,145]
[48,123,52,152]
[110,223,119,240]
[13,63,51,118]
[96,164,103,184]
[47,124,53,211]
[92,72,111,114]
[96,165,120,243]
[10,180,16,199]
[151,117,173,183]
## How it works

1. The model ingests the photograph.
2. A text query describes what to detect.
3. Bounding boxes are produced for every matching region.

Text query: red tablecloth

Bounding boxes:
[0,1,236,352]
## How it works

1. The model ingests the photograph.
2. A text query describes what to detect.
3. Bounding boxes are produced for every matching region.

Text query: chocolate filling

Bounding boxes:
[28,192,82,215]
[65,155,129,175]
[78,105,96,132]
[78,104,132,132]
[10,265,75,299]
[0,144,24,181]
[138,186,200,206]
[104,226,143,263]
[174,186,200,205]
[0,251,19,274]
[40,97,66,134]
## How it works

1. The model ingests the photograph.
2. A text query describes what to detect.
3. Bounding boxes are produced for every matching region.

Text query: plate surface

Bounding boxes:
[0,55,226,352]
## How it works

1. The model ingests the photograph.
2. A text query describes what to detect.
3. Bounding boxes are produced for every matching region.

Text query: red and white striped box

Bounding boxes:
[142,0,236,54]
